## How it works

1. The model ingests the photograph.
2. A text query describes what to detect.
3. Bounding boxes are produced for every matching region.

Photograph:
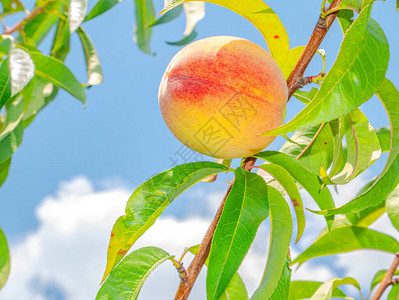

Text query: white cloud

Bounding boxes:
[1,173,397,299]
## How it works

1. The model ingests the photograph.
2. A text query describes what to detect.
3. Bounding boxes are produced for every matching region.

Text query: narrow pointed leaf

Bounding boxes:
[0,38,12,55]
[376,126,391,153]
[251,187,292,300]
[69,0,88,32]
[293,226,399,265]
[51,12,71,61]
[207,168,269,300]
[29,52,86,103]
[254,151,335,229]
[310,277,361,300]
[189,245,249,300]
[288,281,346,300]
[10,48,35,96]
[280,46,305,79]
[263,5,389,136]
[162,0,289,67]
[0,58,11,110]
[85,0,124,22]
[147,5,183,27]
[96,247,172,299]
[0,123,23,163]
[258,164,303,242]
[313,79,399,216]
[134,0,155,54]
[370,269,399,292]
[102,162,229,282]
[388,283,399,300]
[166,2,204,46]
[386,184,399,232]
[0,158,11,187]
[77,27,103,86]
[0,227,10,290]
[269,257,292,300]
[0,95,23,143]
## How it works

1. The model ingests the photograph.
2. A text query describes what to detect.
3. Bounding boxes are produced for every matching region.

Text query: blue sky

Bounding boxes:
[0,0,398,299]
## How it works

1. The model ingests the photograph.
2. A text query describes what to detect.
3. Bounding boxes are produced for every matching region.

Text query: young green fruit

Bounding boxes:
[159,36,287,159]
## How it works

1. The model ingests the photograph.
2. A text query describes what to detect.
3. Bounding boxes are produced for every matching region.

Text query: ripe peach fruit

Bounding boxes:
[158,36,287,159]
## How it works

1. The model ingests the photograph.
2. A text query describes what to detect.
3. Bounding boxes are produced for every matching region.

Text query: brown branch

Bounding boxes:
[371,252,399,300]
[287,0,342,99]
[174,1,343,299]
[4,6,44,34]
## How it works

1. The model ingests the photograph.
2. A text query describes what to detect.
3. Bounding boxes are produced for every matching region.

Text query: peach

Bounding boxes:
[158,36,287,159]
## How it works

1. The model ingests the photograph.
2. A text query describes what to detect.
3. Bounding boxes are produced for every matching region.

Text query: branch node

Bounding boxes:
[317,14,327,29]
[175,261,189,285]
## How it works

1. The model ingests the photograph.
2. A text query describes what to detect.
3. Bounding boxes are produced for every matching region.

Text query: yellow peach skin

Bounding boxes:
[158,36,287,159]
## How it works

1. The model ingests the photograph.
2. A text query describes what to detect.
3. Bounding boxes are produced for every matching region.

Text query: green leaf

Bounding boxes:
[51,11,71,61]
[207,168,269,300]
[254,151,335,229]
[0,158,11,187]
[269,257,292,300]
[85,0,124,22]
[313,79,399,216]
[102,161,229,282]
[161,0,289,67]
[0,0,24,15]
[69,0,88,32]
[134,0,155,54]
[19,1,63,46]
[310,277,361,300]
[280,122,335,176]
[29,52,86,103]
[0,227,10,290]
[0,95,23,144]
[293,226,399,265]
[10,48,35,95]
[251,187,292,300]
[386,184,399,232]
[288,281,346,300]
[280,46,305,80]
[0,38,12,55]
[294,87,318,105]
[96,247,173,299]
[376,126,391,153]
[189,245,249,300]
[263,4,389,136]
[388,283,399,300]
[77,27,103,86]
[147,4,183,27]
[0,58,12,110]
[258,164,303,242]
[370,269,399,292]
[323,109,381,184]
[166,2,204,46]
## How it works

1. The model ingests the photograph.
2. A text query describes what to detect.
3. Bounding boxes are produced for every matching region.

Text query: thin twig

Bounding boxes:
[287,0,342,100]
[4,6,44,34]
[371,252,399,300]
[174,1,343,299]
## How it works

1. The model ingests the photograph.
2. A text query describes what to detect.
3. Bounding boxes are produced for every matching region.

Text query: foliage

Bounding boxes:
[1,0,399,299]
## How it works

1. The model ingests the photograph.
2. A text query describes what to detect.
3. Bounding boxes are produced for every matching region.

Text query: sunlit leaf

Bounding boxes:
[134,0,155,54]
[51,12,71,61]
[258,164,303,242]
[251,187,292,300]
[10,48,35,96]
[166,2,204,46]
[0,227,10,290]
[280,46,305,80]
[0,58,11,110]
[207,168,269,300]
[388,283,399,300]
[294,87,318,105]
[29,52,86,103]
[77,27,103,86]
[0,95,23,145]
[69,0,88,32]
[254,151,335,229]
[288,281,346,300]
[162,0,289,67]
[0,38,12,55]
[386,184,399,232]
[293,226,399,265]
[147,4,183,27]
[263,5,389,136]
[102,162,229,282]
[0,158,11,187]
[310,277,361,299]
[96,247,173,299]
[85,0,124,22]
[313,79,399,216]
[376,126,391,153]
[0,0,24,15]
[268,257,291,300]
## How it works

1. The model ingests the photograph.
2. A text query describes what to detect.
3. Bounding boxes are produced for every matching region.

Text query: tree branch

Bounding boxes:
[4,6,44,34]
[174,1,342,299]
[371,252,399,300]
